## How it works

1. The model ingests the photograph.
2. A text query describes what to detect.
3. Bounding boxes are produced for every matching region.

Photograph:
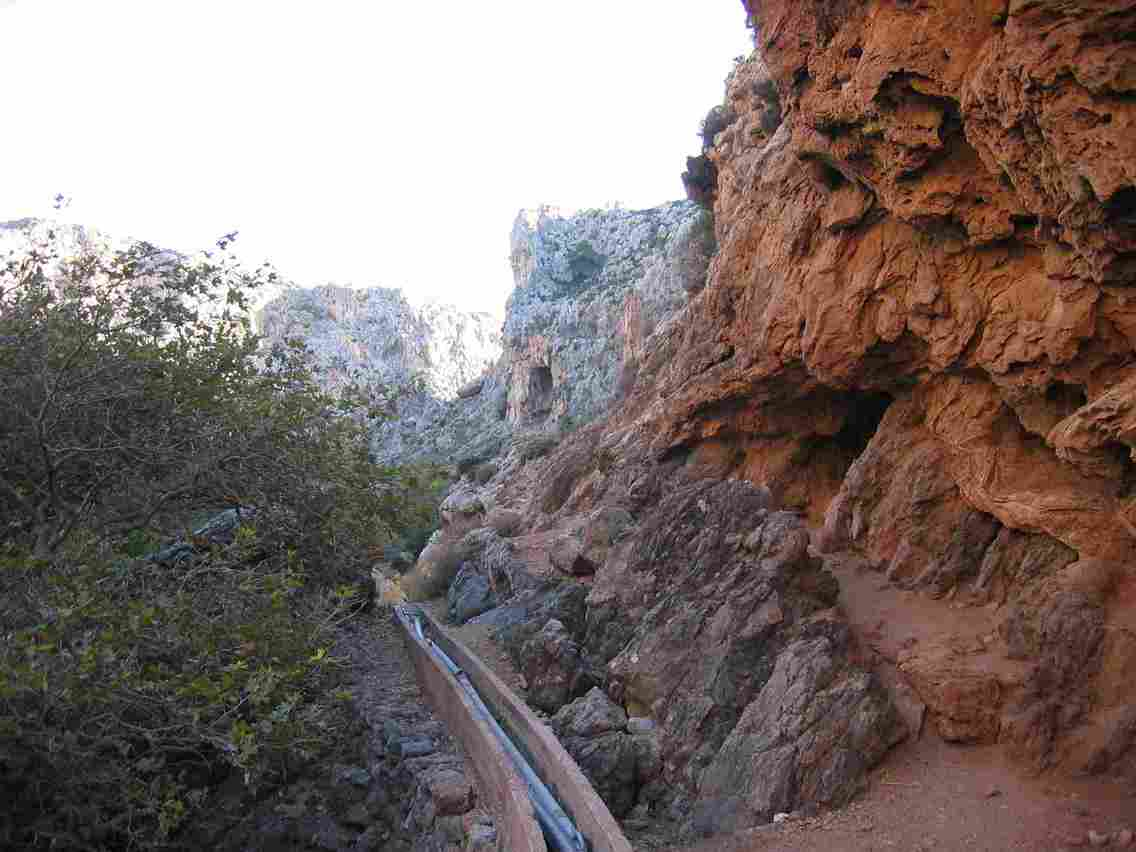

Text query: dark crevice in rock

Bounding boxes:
[1105,186,1136,223]
[833,391,894,454]
[524,365,554,420]
[1046,381,1087,408]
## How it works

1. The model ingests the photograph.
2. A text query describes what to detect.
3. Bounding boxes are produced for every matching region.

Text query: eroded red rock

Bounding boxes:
[415,0,1136,823]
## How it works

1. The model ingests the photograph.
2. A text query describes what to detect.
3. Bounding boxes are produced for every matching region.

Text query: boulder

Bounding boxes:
[578,505,633,571]
[485,508,523,538]
[552,688,628,738]
[456,378,484,399]
[516,619,592,713]
[447,565,496,625]
[698,624,905,827]
[549,535,597,576]
[590,479,904,831]
[439,485,485,537]
[560,732,639,818]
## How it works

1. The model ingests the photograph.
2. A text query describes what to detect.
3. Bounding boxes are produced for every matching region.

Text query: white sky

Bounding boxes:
[1,1,751,314]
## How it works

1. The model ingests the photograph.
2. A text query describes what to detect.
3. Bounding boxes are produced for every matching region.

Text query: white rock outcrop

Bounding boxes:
[256,286,500,401]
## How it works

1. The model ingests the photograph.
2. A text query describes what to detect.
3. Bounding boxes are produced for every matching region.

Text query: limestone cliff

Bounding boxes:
[414,0,1136,836]
[256,285,499,401]
[361,203,714,465]
[255,204,711,466]
[501,203,714,426]
[254,286,501,463]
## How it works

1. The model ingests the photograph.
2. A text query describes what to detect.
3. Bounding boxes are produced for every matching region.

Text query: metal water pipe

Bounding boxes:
[398,607,587,852]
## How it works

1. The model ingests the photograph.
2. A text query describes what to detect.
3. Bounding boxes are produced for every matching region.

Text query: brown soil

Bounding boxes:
[684,734,1135,852]
[678,551,1136,852]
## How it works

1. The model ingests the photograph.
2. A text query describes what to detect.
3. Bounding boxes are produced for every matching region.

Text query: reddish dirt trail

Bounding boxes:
[682,734,1134,852]
[677,551,1136,852]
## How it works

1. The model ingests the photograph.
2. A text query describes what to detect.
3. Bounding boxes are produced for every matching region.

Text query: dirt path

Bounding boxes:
[675,553,1136,852]
[335,609,498,850]
[337,609,457,753]
[681,733,1134,851]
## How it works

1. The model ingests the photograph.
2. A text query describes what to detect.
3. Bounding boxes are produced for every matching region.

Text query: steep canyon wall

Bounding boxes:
[668,0,1136,775]
[417,0,1136,835]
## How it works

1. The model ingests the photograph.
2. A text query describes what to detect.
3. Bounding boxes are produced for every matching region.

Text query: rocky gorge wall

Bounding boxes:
[410,0,1136,839]
[674,0,1136,777]
[255,285,502,463]
[264,204,713,466]
[255,284,500,401]
[501,203,715,428]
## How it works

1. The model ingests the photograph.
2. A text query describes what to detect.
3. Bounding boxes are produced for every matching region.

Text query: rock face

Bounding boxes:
[414,0,1136,833]
[431,443,905,831]
[597,478,903,827]
[257,285,499,401]
[502,203,714,427]
[399,202,713,467]
[552,688,649,819]
[256,286,503,462]
[662,0,1135,778]
[258,204,712,466]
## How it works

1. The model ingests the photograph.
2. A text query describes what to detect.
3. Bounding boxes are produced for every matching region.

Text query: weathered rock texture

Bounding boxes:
[502,203,714,427]
[426,437,905,832]
[598,478,905,829]
[671,0,1135,779]
[257,286,499,401]
[402,202,714,469]
[258,204,712,466]
[415,0,1136,833]
[256,286,504,462]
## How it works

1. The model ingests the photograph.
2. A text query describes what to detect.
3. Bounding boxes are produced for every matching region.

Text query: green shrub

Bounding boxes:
[699,104,737,150]
[0,229,428,849]
[0,536,359,850]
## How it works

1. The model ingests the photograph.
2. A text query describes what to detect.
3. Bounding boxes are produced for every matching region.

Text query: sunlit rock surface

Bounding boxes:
[415,0,1136,832]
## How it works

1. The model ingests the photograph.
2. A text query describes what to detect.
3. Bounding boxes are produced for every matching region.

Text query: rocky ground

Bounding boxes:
[188,610,496,852]
[335,612,497,852]
[417,534,1136,852]
[685,736,1136,852]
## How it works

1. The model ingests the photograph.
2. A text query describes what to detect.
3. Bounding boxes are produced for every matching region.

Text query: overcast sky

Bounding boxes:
[1,1,751,314]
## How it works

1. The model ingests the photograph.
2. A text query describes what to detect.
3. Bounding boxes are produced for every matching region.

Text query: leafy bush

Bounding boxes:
[0,228,427,849]
[699,103,737,150]
[1,537,359,850]
[387,464,451,560]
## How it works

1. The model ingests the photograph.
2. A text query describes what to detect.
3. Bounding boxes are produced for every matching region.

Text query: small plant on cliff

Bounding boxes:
[0,229,419,849]
[753,77,783,135]
[699,103,737,151]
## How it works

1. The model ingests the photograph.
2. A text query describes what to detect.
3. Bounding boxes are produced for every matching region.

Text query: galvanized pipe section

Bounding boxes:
[392,606,547,852]
[404,608,586,852]
[402,607,634,852]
